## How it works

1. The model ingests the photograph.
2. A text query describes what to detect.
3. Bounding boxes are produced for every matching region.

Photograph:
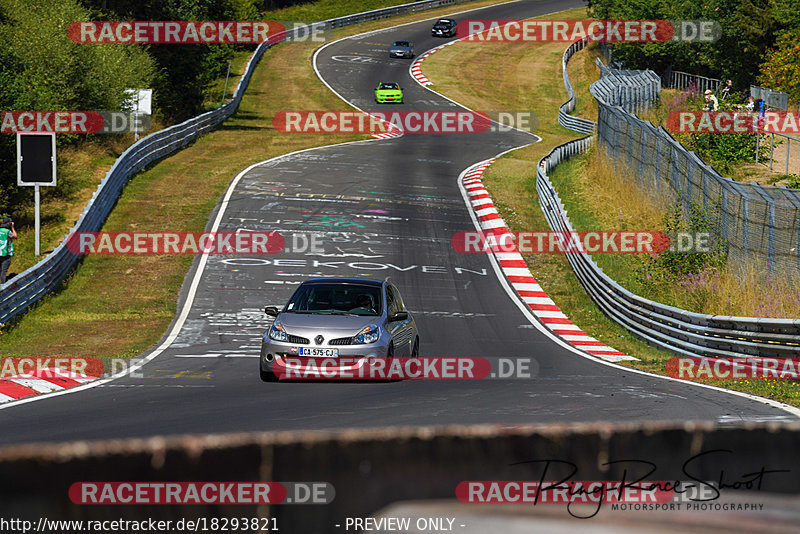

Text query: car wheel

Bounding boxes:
[384,343,401,382]
[411,338,419,357]
[260,364,278,382]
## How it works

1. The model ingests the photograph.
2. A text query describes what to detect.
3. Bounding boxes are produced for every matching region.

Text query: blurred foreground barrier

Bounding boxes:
[1,421,799,530]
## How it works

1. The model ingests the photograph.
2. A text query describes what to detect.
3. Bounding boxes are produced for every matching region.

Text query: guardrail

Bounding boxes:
[539,38,800,359]
[0,0,476,326]
[668,70,721,94]
[592,59,660,114]
[750,84,789,111]
[558,38,596,134]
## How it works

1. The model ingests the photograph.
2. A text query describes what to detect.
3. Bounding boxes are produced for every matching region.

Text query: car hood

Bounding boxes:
[376,89,402,95]
[390,46,411,52]
[277,312,380,334]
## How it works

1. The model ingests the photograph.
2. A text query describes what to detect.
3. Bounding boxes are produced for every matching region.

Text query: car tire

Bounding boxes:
[385,343,402,382]
[411,338,419,357]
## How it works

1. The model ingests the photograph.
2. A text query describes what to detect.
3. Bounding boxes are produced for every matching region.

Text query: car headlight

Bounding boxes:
[268,320,288,342]
[352,324,380,345]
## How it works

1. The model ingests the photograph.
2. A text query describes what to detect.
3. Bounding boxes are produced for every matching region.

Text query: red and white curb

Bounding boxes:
[0,369,97,404]
[370,120,403,139]
[410,39,461,86]
[462,160,637,363]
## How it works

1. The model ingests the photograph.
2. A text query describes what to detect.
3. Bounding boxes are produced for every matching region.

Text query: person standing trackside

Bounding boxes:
[703,89,718,111]
[720,79,733,100]
[0,217,17,284]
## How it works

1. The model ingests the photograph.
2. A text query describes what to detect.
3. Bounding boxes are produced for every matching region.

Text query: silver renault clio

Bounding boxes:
[259,277,418,381]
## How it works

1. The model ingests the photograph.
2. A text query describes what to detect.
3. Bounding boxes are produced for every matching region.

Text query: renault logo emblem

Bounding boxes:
[315,335,324,345]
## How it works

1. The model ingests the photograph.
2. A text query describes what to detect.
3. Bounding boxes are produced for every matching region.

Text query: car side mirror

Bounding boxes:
[389,311,408,322]
[265,306,279,317]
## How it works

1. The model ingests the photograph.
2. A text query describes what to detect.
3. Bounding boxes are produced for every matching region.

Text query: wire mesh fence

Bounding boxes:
[591,67,800,275]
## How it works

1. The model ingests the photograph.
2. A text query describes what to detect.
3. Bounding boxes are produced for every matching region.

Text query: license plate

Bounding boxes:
[299,348,339,357]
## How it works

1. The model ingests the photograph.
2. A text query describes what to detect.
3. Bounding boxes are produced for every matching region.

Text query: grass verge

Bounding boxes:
[422,8,800,407]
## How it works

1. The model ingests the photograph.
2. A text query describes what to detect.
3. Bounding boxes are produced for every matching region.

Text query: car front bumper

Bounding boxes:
[260,337,391,375]
[376,94,402,103]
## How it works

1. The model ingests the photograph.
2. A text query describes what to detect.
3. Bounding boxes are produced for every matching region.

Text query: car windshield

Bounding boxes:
[379,83,399,90]
[434,20,452,27]
[393,41,410,47]
[285,284,382,316]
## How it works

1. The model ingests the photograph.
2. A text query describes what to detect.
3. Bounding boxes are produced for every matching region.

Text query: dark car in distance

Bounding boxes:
[431,18,457,37]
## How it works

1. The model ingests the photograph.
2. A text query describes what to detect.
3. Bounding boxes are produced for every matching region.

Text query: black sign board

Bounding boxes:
[17,133,57,186]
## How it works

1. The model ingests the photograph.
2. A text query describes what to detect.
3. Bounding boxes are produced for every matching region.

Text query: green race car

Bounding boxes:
[375,82,403,104]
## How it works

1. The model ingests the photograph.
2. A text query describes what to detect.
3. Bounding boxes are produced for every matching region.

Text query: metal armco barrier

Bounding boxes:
[592,59,660,114]
[751,84,789,111]
[668,70,721,94]
[0,0,475,326]
[558,37,596,134]
[540,38,800,359]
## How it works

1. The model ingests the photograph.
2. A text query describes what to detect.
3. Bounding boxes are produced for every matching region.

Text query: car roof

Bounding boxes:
[301,277,385,287]
[393,40,410,45]
[436,18,454,23]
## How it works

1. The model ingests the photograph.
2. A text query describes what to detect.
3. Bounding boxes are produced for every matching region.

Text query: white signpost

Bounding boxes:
[123,88,153,141]
[16,132,57,256]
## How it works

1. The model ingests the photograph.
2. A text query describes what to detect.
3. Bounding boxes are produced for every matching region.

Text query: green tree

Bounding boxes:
[758,28,800,104]
[589,0,778,91]
[0,0,155,215]
[80,0,261,121]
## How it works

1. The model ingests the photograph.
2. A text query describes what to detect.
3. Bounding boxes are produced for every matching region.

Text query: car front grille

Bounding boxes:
[287,334,310,344]
[329,336,354,346]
